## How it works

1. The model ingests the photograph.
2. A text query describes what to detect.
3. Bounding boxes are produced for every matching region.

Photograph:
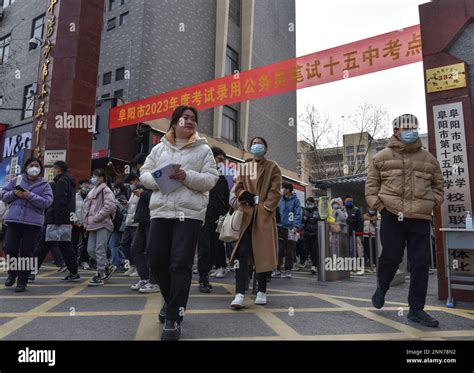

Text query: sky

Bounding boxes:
[295,0,429,137]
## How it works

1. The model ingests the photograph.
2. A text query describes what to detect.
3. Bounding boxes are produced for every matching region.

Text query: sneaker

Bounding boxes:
[407,309,439,328]
[371,288,386,309]
[271,270,281,278]
[28,274,36,283]
[14,283,26,292]
[230,293,245,310]
[62,273,81,282]
[199,280,211,294]
[310,266,317,275]
[161,319,181,341]
[131,280,148,291]
[102,265,117,281]
[5,274,16,287]
[129,269,139,277]
[57,265,68,273]
[255,291,267,305]
[88,273,104,286]
[285,270,292,278]
[123,265,135,276]
[215,267,226,278]
[139,282,160,293]
[80,262,90,270]
[158,303,167,324]
[209,269,217,277]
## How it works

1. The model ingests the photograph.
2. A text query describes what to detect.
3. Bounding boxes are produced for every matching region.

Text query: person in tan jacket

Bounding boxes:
[365,114,444,327]
[229,136,282,309]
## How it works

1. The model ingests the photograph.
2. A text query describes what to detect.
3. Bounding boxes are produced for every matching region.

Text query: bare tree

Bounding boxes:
[298,104,345,180]
[345,102,389,175]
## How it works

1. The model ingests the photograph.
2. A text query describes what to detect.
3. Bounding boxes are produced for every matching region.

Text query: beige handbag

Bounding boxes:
[218,209,244,242]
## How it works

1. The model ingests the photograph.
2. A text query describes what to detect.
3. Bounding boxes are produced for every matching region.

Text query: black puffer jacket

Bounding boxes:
[45,172,76,225]
[205,175,230,224]
[133,188,152,225]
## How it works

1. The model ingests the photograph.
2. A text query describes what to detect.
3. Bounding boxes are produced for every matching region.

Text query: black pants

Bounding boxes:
[131,223,151,281]
[4,223,42,284]
[363,236,376,265]
[36,226,78,275]
[198,220,226,279]
[235,224,269,294]
[120,225,137,265]
[71,225,89,264]
[147,218,202,321]
[378,209,431,310]
[304,234,319,267]
[277,228,296,271]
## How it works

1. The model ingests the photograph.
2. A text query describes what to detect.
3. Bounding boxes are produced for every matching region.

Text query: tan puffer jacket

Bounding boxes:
[365,135,444,221]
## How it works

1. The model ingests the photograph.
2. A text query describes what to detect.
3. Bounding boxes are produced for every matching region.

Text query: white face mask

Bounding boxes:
[27,167,41,177]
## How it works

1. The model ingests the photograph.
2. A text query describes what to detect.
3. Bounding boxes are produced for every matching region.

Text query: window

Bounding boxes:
[114,89,123,99]
[101,93,111,99]
[119,12,129,26]
[22,84,34,120]
[3,0,16,8]
[346,145,354,154]
[357,144,365,153]
[115,67,125,81]
[30,14,46,48]
[222,106,238,142]
[107,18,116,31]
[108,0,116,11]
[0,35,11,64]
[225,46,239,76]
[229,0,241,26]
[103,72,112,85]
[0,96,3,106]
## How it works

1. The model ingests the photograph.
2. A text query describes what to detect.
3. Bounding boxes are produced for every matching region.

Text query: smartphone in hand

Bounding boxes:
[14,185,26,193]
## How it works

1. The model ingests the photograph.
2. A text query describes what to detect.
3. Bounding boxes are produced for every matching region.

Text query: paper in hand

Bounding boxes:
[151,164,182,194]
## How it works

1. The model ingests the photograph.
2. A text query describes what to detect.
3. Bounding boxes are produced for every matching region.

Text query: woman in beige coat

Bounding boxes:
[229,136,282,309]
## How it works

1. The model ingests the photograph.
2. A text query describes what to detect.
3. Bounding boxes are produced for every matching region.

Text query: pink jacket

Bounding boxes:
[83,182,116,232]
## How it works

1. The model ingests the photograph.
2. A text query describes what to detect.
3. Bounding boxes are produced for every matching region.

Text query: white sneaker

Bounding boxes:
[230,293,245,309]
[255,291,267,305]
[215,267,226,278]
[80,262,90,270]
[271,270,281,278]
[129,269,139,277]
[131,279,148,291]
[209,269,217,277]
[285,270,292,278]
[124,266,136,276]
[310,266,317,275]
[139,282,160,293]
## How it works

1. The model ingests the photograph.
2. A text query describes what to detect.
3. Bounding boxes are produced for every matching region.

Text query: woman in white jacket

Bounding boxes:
[140,106,218,341]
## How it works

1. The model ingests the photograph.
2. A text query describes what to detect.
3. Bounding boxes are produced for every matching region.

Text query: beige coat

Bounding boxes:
[365,135,444,221]
[230,158,282,273]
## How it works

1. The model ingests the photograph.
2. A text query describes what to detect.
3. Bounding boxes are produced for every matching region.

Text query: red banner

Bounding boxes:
[109,25,422,129]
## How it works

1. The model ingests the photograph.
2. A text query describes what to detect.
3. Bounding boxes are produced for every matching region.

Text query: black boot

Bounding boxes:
[158,303,167,324]
[14,283,27,293]
[161,319,181,341]
[5,274,16,287]
[199,275,211,294]
[407,309,439,328]
[371,287,386,309]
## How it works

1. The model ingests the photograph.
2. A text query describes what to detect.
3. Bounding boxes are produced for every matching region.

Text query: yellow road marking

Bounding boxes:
[134,292,162,340]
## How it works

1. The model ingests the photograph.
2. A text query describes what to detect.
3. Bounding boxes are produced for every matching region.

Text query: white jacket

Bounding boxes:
[75,192,85,226]
[125,193,139,227]
[140,131,219,223]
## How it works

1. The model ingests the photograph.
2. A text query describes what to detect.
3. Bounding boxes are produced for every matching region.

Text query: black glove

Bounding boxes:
[238,191,256,206]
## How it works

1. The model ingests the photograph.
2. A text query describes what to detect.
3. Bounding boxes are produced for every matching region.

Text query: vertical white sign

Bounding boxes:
[433,102,472,228]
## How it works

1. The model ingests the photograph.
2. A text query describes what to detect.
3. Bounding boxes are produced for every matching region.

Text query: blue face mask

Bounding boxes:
[400,130,419,144]
[345,201,353,208]
[90,176,98,186]
[250,143,266,156]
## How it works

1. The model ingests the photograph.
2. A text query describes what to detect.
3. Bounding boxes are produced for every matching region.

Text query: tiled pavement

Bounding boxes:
[0,265,473,340]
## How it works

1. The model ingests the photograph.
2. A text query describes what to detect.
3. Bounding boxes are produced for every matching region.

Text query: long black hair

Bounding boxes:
[168,106,199,132]
[22,157,44,175]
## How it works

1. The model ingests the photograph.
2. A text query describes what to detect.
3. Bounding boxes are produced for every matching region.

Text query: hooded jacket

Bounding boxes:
[365,135,444,220]
[278,192,302,230]
[140,130,219,222]
[83,182,116,232]
[0,175,53,227]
